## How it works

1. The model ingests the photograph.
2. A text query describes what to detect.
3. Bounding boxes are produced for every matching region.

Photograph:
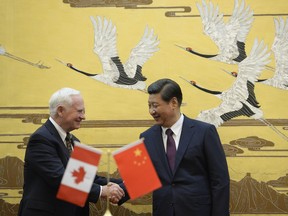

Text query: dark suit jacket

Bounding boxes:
[140,115,230,216]
[18,119,127,216]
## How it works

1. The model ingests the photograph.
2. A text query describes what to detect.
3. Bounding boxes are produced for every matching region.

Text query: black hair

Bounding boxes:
[147,78,183,106]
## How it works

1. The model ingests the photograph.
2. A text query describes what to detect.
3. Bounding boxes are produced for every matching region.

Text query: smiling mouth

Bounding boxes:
[152,115,160,120]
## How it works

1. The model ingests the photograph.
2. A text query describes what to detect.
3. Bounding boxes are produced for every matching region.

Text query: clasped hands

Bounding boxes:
[101,182,125,204]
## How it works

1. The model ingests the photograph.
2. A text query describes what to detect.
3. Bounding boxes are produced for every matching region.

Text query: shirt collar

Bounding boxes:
[49,117,67,143]
[162,113,184,136]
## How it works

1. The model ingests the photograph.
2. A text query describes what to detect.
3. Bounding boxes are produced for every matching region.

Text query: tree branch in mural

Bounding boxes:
[176,0,253,64]
[0,45,50,69]
[57,16,159,92]
[63,0,153,8]
[181,39,288,142]
[225,17,288,90]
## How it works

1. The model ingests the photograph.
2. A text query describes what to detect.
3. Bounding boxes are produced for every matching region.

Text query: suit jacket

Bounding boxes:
[18,119,127,216]
[140,115,230,216]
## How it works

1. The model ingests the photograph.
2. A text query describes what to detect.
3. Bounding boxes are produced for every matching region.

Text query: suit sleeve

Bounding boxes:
[26,133,102,203]
[204,125,230,216]
[25,133,67,190]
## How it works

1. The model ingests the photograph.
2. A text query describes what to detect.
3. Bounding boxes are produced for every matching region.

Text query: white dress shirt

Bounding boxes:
[161,114,184,152]
[49,117,67,146]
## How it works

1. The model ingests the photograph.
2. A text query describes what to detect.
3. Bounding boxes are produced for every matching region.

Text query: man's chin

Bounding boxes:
[74,124,81,130]
[153,119,163,126]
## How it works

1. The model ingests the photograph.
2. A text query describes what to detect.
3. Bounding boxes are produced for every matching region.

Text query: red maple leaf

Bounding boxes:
[72,166,86,184]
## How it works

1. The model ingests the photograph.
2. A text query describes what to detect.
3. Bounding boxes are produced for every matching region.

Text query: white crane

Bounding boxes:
[223,17,288,90]
[259,17,288,90]
[181,39,288,141]
[176,0,253,64]
[58,16,159,91]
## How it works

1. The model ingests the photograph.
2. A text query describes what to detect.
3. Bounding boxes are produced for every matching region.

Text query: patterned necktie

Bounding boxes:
[166,129,176,171]
[65,133,73,155]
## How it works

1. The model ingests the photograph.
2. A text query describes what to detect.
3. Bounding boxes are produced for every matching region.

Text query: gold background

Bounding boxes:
[0,0,288,215]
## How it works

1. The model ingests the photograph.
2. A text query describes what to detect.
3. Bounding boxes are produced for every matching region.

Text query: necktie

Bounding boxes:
[65,133,73,155]
[166,129,176,171]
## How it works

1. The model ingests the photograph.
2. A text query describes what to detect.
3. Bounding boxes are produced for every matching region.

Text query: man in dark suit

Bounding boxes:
[140,79,230,216]
[18,87,128,216]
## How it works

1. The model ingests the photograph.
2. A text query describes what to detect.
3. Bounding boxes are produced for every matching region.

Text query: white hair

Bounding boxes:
[49,88,81,117]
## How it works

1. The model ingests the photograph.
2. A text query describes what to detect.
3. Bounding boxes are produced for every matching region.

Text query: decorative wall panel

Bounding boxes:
[0,0,287,215]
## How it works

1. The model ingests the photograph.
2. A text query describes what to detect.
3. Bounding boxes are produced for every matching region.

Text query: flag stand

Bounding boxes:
[103,150,112,216]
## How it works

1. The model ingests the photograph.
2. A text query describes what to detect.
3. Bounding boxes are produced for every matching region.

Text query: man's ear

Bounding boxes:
[171,97,179,108]
[57,105,64,117]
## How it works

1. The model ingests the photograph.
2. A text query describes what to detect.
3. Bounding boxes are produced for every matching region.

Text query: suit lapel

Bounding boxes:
[174,116,196,173]
[45,120,70,163]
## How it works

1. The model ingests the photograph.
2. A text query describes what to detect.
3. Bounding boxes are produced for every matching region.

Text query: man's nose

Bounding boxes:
[149,108,155,115]
[80,113,86,120]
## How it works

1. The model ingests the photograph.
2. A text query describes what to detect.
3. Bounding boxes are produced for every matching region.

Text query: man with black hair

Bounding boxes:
[140,78,230,216]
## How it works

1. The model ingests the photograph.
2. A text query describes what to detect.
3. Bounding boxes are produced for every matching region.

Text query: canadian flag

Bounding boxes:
[57,142,102,207]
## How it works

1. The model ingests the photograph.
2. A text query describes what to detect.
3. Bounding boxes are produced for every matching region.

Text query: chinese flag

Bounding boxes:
[57,142,102,207]
[112,138,162,200]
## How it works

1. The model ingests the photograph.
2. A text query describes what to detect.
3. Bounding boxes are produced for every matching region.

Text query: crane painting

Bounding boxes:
[57,16,159,91]
[181,39,288,142]
[176,0,254,64]
[224,17,288,90]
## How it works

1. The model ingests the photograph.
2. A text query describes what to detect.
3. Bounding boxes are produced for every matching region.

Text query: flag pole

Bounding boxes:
[104,150,112,216]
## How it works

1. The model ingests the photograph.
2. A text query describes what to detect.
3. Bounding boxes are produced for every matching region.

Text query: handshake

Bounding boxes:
[101,182,125,204]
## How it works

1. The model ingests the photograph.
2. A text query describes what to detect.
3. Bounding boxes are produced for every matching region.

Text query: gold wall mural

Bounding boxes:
[0,0,288,215]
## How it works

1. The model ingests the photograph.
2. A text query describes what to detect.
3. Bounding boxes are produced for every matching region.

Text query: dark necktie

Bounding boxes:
[166,129,176,171]
[65,133,73,155]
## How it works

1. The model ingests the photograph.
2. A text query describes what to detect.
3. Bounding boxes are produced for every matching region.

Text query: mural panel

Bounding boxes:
[0,0,288,215]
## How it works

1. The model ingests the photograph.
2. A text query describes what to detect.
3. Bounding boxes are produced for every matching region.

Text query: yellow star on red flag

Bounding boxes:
[113,138,162,200]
